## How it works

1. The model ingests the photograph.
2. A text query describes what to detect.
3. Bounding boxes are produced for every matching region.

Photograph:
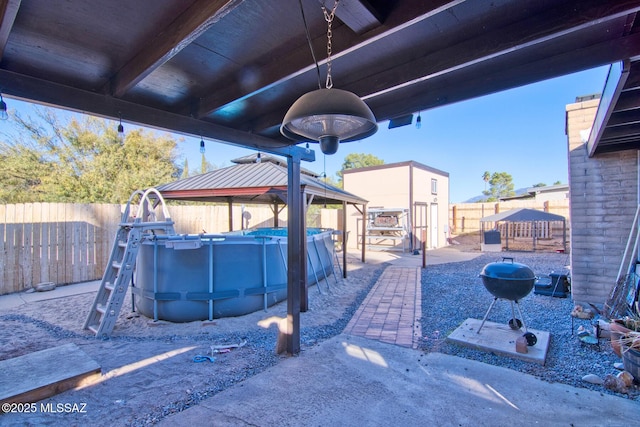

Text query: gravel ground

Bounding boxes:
[420,250,640,401]
[1,249,637,426]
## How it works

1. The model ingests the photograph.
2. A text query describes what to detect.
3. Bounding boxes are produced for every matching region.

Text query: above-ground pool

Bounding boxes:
[132,228,336,322]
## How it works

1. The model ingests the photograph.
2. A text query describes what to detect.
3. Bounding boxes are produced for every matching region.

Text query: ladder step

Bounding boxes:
[85,205,176,338]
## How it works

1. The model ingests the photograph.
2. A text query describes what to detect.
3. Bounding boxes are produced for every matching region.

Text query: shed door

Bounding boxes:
[430,204,438,248]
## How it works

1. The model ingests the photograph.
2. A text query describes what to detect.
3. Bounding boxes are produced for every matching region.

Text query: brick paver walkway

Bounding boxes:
[344,266,422,348]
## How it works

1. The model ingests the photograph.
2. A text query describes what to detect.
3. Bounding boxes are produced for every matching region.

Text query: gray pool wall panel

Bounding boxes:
[134,230,333,322]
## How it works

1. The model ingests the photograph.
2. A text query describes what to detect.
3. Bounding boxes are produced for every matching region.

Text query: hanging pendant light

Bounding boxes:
[416,112,422,129]
[200,137,206,154]
[281,0,377,155]
[117,114,125,144]
[0,93,8,120]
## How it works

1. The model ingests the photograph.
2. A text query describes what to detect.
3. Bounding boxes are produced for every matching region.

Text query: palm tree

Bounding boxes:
[482,171,490,192]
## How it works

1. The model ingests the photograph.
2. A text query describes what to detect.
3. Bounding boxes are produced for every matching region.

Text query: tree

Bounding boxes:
[482,171,490,193]
[482,171,515,201]
[0,107,181,203]
[532,182,546,187]
[198,155,220,175]
[181,158,190,179]
[336,153,384,185]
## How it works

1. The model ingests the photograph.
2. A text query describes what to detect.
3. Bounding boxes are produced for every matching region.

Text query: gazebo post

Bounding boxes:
[273,200,279,227]
[341,201,348,278]
[361,203,367,263]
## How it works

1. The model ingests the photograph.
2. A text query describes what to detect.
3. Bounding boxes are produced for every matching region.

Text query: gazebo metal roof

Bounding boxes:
[481,208,567,252]
[480,208,566,223]
[156,157,368,206]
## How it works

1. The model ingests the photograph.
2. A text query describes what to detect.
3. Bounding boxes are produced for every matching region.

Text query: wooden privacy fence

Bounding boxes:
[450,199,570,234]
[0,203,121,295]
[0,202,287,295]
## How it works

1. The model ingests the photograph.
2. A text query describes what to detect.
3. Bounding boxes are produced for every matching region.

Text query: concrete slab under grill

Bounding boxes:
[447,318,550,365]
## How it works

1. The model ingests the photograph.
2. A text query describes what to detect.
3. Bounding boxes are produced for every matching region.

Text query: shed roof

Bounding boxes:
[342,160,449,178]
[156,160,367,206]
[480,208,565,223]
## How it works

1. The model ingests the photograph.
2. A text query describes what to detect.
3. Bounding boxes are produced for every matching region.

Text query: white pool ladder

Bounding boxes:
[84,189,175,338]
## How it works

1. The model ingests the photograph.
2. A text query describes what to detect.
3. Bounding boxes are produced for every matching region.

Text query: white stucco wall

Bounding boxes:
[343,161,449,251]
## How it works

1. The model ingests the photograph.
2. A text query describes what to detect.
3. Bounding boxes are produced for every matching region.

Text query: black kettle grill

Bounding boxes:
[477,257,538,346]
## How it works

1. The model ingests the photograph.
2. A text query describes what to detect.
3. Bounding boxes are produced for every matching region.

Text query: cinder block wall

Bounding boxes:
[566,98,638,305]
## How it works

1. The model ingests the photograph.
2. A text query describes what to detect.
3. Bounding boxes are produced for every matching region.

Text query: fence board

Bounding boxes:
[40,202,50,283]
[58,203,68,284]
[6,205,21,292]
[23,203,34,288]
[75,203,85,283]
[31,203,42,286]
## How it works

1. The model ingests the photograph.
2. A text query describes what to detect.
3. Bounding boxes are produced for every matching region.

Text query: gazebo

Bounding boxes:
[480,208,567,252]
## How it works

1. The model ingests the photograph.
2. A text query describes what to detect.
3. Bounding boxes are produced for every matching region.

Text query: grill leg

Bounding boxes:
[513,300,528,332]
[509,300,517,326]
[477,297,498,334]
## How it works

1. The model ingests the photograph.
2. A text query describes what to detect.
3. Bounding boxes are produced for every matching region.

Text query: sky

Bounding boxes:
[4,65,609,203]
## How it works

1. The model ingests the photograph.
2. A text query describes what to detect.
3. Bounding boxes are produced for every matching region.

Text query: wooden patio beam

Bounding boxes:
[0,0,21,60]
[108,0,245,97]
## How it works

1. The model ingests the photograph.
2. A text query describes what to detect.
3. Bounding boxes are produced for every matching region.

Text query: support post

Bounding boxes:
[343,201,349,277]
[422,229,427,269]
[361,203,367,263]
[284,155,302,355]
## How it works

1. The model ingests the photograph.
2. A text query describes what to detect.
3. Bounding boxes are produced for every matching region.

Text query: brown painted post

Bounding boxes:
[452,205,457,234]
[361,203,367,263]
[273,200,279,227]
[343,201,349,277]
[422,229,427,269]
[284,156,301,355]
